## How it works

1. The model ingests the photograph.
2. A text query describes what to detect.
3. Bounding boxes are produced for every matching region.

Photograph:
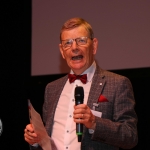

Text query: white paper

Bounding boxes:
[28,100,52,150]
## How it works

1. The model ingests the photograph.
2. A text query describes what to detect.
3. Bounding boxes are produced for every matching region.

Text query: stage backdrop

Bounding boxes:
[31,0,150,76]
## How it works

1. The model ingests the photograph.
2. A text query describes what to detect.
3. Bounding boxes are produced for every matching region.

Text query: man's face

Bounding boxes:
[59,26,98,75]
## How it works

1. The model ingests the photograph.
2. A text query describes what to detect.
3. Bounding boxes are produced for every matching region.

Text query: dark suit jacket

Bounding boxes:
[31,65,138,150]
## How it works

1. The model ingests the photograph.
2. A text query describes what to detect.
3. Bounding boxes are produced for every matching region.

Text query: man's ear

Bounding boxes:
[92,38,98,55]
[59,44,65,59]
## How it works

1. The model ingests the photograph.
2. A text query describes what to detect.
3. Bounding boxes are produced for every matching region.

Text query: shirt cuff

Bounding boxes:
[88,122,96,134]
[89,128,95,134]
[31,143,39,147]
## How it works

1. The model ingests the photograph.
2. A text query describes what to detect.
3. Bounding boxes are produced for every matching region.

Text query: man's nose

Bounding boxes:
[71,40,79,53]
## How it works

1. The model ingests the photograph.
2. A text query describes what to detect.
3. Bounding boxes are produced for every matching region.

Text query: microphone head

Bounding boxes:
[75,86,84,104]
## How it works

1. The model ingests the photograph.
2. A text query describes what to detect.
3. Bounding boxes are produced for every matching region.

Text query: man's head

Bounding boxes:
[59,17,98,75]
[60,18,94,41]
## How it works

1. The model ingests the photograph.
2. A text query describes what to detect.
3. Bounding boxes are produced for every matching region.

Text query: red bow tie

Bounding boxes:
[68,74,87,84]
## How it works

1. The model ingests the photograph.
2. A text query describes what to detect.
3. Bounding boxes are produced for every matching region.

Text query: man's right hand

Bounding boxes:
[24,124,40,145]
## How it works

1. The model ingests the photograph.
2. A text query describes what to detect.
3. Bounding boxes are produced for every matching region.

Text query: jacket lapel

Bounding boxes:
[47,75,68,136]
[87,65,106,109]
[82,65,106,137]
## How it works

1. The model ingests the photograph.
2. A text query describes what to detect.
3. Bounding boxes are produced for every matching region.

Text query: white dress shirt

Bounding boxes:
[51,61,96,150]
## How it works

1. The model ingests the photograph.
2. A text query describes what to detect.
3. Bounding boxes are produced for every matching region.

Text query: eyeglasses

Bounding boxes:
[61,37,92,50]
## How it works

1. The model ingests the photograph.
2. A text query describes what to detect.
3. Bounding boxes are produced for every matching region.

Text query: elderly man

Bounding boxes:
[24,17,138,150]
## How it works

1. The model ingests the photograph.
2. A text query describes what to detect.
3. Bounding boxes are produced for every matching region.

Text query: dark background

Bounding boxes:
[0,1,150,149]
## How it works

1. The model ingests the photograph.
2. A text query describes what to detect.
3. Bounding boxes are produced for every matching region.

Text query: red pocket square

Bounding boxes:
[98,95,108,102]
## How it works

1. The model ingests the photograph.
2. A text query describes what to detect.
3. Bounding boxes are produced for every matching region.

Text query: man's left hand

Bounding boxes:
[73,104,95,129]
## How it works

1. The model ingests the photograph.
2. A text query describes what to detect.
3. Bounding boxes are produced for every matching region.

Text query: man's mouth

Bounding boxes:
[72,55,83,60]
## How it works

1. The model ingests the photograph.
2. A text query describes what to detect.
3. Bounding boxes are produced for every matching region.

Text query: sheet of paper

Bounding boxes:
[28,100,52,150]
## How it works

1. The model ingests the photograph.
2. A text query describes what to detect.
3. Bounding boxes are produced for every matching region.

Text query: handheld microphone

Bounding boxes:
[74,86,84,142]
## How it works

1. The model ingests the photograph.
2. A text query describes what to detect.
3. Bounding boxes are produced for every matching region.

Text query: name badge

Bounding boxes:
[91,110,102,118]
[91,103,102,118]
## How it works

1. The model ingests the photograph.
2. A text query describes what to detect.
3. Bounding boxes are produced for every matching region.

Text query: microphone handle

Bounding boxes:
[76,100,83,142]
[76,123,83,142]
